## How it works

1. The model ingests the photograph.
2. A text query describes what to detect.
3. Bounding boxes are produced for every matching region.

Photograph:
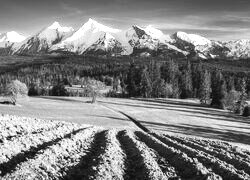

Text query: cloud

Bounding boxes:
[59,2,84,18]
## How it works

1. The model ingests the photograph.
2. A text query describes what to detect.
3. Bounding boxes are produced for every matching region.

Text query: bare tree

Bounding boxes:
[83,78,106,104]
[5,80,28,105]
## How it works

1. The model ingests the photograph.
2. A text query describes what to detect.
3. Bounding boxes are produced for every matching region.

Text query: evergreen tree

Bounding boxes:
[227,76,235,91]
[126,63,140,97]
[180,61,193,99]
[200,70,211,104]
[211,71,227,109]
[140,68,152,98]
[120,75,126,95]
[171,80,180,99]
[163,59,179,84]
[192,62,203,98]
[150,61,161,83]
[51,83,69,96]
[235,78,247,114]
[149,61,163,97]
[161,59,180,98]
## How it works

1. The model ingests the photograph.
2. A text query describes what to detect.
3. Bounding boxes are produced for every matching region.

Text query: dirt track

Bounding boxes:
[1,114,250,180]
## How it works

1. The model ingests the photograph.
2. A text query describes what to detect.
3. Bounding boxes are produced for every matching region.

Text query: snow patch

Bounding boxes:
[175,31,211,46]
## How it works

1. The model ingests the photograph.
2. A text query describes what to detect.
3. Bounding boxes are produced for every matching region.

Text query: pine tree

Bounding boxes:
[227,76,235,91]
[140,68,152,98]
[211,71,227,109]
[192,62,203,98]
[171,81,180,98]
[180,61,193,99]
[126,63,140,97]
[200,70,211,104]
[149,61,163,97]
[161,59,180,98]
[235,78,247,114]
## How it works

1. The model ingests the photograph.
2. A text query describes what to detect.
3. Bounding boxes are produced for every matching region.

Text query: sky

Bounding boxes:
[0,0,250,41]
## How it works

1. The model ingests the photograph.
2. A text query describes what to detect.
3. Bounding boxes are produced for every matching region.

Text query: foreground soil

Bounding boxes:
[1,114,250,180]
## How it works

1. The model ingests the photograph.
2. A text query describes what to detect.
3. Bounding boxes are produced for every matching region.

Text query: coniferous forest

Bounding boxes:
[0,55,250,110]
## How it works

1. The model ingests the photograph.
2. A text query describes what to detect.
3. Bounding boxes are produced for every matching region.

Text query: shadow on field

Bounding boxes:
[136,99,250,124]
[139,121,250,145]
[87,115,130,122]
[99,99,250,145]
[134,98,211,109]
[184,113,250,125]
[0,127,89,176]
[34,96,85,103]
[100,100,250,124]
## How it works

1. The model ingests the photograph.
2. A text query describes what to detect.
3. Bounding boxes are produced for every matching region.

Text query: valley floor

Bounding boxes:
[1,96,250,179]
[0,96,137,130]
[0,96,250,149]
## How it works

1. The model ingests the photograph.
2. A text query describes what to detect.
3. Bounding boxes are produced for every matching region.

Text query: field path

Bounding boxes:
[98,97,250,149]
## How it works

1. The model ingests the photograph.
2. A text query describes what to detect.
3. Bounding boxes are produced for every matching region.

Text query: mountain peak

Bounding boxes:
[48,21,61,29]
[132,25,144,30]
[80,18,120,33]
[87,18,97,24]
[0,31,26,48]
[48,21,74,32]
[0,31,26,43]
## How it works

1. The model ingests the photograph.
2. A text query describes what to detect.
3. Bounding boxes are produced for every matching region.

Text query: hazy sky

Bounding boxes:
[1,0,250,41]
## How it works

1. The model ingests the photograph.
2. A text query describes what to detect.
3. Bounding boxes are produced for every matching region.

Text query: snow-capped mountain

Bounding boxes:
[224,40,250,59]
[145,25,172,43]
[13,22,74,54]
[5,18,250,60]
[117,25,188,57]
[0,31,26,48]
[50,18,126,55]
[170,31,230,59]
[51,20,189,57]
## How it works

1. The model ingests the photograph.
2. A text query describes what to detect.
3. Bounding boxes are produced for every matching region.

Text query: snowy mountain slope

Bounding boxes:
[6,18,250,59]
[50,19,120,54]
[224,40,250,59]
[0,31,26,48]
[171,31,210,53]
[12,22,74,54]
[118,25,188,57]
[50,18,129,55]
[170,31,231,59]
[51,21,188,57]
[173,31,211,46]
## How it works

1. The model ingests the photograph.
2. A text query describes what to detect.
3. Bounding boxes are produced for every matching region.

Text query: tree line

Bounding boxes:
[0,57,249,114]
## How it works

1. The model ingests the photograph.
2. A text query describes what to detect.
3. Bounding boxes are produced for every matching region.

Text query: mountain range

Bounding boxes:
[1,18,250,60]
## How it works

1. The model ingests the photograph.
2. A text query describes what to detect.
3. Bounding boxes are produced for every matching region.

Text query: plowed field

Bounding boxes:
[1,115,250,180]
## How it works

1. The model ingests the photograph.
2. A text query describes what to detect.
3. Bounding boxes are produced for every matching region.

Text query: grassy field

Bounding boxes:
[1,96,249,149]
[0,96,137,129]
[98,97,250,148]
[1,96,250,179]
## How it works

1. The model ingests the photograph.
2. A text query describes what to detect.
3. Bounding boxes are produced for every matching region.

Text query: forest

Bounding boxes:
[0,55,250,113]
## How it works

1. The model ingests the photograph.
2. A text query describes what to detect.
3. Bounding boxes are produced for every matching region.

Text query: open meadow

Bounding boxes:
[0,96,137,129]
[1,96,250,179]
[1,96,249,147]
